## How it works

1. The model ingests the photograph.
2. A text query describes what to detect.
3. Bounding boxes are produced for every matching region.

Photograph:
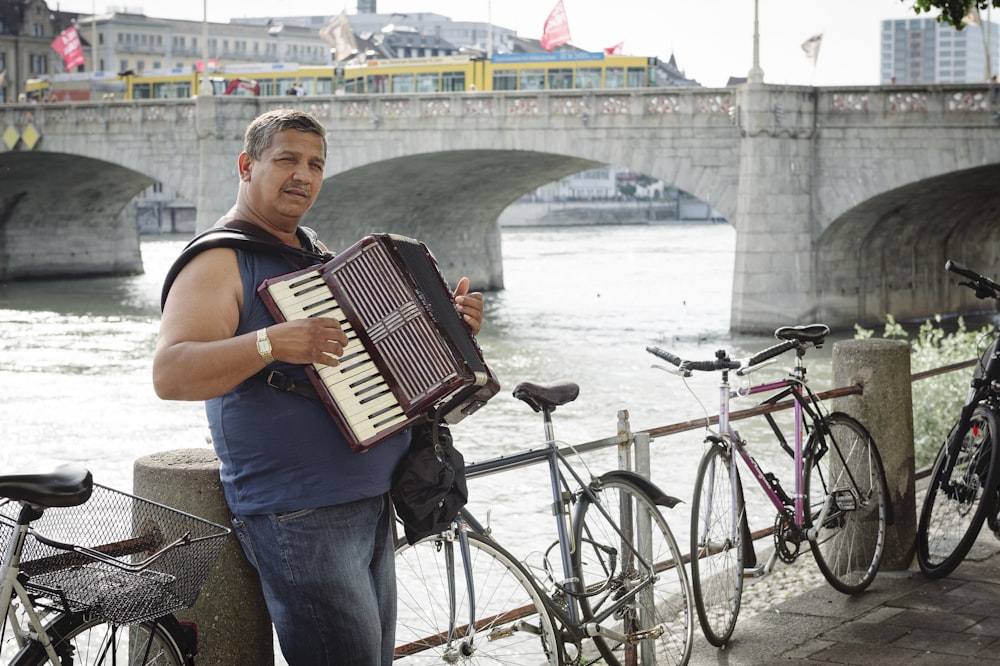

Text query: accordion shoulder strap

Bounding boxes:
[159,222,332,311]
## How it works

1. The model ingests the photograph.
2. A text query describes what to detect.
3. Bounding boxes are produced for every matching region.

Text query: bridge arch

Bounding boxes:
[305,149,600,290]
[814,164,1000,326]
[0,151,153,279]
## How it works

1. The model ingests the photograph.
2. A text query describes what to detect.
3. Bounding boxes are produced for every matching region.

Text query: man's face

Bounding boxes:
[242,128,326,230]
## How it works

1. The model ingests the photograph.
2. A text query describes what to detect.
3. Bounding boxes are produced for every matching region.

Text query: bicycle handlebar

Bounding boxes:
[946,259,1000,300]
[645,346,742,372]
[646,336,804,375]
[746,339,799,367]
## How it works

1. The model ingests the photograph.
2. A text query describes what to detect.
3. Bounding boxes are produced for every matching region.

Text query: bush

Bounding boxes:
[855,315,995,468]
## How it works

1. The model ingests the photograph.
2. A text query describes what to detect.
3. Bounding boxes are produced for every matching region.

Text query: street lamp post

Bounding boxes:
[748,0,764,83]
[91,0,97,72]
[198,0,213,95]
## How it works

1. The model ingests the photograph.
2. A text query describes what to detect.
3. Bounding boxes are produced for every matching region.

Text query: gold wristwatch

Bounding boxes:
[256,327,274,365]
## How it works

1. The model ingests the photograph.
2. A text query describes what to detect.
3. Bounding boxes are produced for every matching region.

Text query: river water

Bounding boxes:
[0,222,843,574]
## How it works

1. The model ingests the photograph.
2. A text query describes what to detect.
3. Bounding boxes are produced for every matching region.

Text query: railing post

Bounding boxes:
[831,338,916,570]
[617,409,633,473]
[133,448,274,665]
[633,431,652,481]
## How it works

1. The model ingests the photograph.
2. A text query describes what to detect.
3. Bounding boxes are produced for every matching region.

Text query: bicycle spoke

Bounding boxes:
[576,476,692,665]
[690,444,743,647]
[806,414,886,594]
[394,529,562,664]
[917,407,1000,578]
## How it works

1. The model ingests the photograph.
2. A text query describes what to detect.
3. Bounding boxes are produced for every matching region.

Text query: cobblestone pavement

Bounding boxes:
[687,533,1000,665]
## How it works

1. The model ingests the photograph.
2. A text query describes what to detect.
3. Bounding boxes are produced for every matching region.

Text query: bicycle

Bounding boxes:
[916,260,1000,579]
[0,464,229,665]
[393,379,694,665]
[647,324,889,647]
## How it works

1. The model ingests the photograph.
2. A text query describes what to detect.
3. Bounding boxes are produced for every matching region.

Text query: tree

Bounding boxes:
[906,0,1000,29]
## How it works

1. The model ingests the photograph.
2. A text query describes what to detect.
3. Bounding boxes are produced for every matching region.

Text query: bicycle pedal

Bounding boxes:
[742,565,766,579]
[832,488,857,511]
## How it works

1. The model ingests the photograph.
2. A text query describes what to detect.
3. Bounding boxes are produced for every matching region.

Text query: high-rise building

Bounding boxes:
[880,17,1000,83]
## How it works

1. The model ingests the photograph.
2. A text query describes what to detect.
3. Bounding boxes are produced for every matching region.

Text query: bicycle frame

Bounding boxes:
[708,351,830,537]
[437,412,670,649]
[1,505,64,664]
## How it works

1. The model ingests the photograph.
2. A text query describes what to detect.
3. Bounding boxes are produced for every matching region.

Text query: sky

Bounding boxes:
[51,0,957,88]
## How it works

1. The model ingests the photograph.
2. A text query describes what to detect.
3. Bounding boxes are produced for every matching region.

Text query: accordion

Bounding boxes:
[257,233,500,452]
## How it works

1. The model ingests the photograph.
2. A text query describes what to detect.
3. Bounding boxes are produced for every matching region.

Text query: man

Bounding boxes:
[153,108,483,665]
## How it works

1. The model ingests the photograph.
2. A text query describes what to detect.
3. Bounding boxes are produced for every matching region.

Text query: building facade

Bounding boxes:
[0,0,78,103]
[880,16,1000,83]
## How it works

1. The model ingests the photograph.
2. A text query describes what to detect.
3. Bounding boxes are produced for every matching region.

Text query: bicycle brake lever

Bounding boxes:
[735,357,779,377]
[651,363,690,378]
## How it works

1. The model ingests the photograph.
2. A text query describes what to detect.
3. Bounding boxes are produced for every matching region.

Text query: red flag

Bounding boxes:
[50,26,85,71]
[540,0,571,51]
[604,42,623,55]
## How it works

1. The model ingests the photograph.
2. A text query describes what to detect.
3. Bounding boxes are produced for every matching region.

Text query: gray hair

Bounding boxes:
[243,109,328,159]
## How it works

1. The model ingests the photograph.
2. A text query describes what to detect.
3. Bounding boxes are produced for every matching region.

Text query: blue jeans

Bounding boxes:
[232,494,396,666]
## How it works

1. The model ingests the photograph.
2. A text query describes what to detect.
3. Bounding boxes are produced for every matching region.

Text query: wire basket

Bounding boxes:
[0,484,229,625]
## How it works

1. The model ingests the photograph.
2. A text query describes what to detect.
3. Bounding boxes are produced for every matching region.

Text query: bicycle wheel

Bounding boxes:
[916,405,1000,579]
[394,527,562,664]
[10,612,190,665]
[805,412,887,594]
[573,473,693,666]
[689,442,744,647]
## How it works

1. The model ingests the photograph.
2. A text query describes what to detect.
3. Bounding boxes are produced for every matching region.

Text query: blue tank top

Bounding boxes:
[207,248,409,515]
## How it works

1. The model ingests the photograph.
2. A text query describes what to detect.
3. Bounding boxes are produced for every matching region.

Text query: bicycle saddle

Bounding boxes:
[774,324,830,345]
[513,380,580,412]
[0,464,94,508]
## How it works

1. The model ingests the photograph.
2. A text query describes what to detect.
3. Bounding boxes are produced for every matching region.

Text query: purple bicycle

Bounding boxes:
[647,324,889,647]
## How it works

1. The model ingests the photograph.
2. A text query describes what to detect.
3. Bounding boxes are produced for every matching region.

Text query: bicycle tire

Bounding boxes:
[573,473,693,666]
[805,412,887,594]
[10,612,191,666]
[394,528,562,665]
[916,405,1000,579]
[689,442,744,647]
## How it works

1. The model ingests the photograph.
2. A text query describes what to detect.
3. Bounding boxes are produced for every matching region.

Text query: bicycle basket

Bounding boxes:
[0,484,229,625]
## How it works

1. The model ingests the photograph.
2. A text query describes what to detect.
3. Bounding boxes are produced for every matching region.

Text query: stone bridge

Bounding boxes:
[1,84,999,333]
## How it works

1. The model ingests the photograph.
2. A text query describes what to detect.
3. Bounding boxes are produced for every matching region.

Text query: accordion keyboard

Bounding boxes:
[263,269,409,442]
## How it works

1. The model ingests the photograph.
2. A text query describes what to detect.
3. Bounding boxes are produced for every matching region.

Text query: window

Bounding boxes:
[416,72,439,92]
[548,68,573,89]
[30,54,47,74]
[391,73,414,92]
[441,71,465,92]
[367,74,388,93]
[315,77,333,95]
[519,68,544,90]
[492,68,517,90]
[576,67,601,88]
[605,67,625,88]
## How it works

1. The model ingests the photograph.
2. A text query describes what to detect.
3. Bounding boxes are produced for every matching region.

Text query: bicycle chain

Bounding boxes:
[773,510,801,563]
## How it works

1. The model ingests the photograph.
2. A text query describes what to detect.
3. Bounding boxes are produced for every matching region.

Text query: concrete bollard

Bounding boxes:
[134,448,273,665]
[831,338,916,570]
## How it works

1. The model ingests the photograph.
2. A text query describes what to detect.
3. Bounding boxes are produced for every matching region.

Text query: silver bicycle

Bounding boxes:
[393,379,693,665]
[0,465,228,665]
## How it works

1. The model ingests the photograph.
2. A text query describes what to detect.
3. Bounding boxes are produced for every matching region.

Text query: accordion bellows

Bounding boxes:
[258,233,499,452]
